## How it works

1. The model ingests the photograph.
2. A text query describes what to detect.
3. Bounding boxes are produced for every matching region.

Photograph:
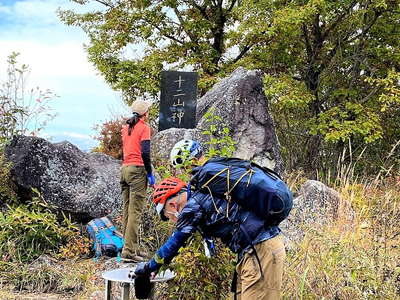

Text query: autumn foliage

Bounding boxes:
[93,118,125,160]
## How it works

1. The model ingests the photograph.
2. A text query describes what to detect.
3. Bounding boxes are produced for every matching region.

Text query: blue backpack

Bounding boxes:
[190,157,293,226]
[86,217,124,258]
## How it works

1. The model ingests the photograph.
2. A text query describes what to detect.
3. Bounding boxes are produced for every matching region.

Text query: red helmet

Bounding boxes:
[152,177,187,219]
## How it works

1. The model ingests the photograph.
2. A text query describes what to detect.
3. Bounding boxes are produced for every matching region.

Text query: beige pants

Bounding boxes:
[120,165,147,257]
[234,235,286,300]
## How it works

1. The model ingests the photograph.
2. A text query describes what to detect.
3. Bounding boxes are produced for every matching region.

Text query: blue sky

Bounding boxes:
[0,0,129,151]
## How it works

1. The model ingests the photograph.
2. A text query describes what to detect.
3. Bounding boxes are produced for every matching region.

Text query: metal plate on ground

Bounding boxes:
[102,267,175,284]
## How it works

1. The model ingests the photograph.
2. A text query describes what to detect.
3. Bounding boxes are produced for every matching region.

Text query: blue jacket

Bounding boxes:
[148,191,280,272]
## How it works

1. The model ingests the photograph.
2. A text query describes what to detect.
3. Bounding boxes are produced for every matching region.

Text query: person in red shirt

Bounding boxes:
[120,99,155,262]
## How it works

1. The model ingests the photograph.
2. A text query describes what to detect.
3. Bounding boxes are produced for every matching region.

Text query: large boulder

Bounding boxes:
[151,128,205,164]
[280,180,355,243]
[152,67,283,174]
[5,136,121,222]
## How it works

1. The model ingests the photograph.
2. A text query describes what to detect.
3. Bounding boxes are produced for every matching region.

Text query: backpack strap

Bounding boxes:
[239,223,264,278]
[100,217,114,229]
[231,269,238,300]
[95,219,120,258]
[89,219,103,258]
[100,217,124,238]
[231,222,263,300]
[88,220,100,233]
[227,169,255,193]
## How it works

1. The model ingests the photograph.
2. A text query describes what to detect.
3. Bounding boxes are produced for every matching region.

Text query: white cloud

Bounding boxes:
[0,0,123,151]
[0,5,11,14]
[62,131,92,140]
[0,41,95,79]
[13,0,61,25]
[2,0,101,27]
[0,1,99,85]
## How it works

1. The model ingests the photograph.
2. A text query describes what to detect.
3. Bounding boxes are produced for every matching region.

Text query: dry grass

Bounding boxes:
[0,173,399,299]
[283,176,400,299]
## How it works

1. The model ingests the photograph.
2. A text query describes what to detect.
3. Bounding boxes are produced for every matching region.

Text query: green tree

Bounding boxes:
[59,0,400,176]
[58,0,247,101]
[236,0,400,174]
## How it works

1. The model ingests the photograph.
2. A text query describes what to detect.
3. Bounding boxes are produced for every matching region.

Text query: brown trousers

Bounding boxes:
[234,235,286,300]
[120,165,147,257]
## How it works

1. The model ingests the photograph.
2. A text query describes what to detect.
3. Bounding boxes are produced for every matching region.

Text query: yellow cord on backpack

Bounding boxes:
[201,167,256,218]
[201,167,229,189]
[229,169,253,193]
[205,185,221,215]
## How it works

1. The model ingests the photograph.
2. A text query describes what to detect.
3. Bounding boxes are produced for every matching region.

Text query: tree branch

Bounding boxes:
[173,7,197,42]
[231,44,252,64]
[189,0,210,21]
[140,12,185,45]
[302,24,312,60]
[172,7,201,55]
[228,0,238,12]
[360,86,380,104]
[321,1,358,40]
[319,9,382,76]
[348,10,382,43]
[92,0,114,8]
[151,23,185,44]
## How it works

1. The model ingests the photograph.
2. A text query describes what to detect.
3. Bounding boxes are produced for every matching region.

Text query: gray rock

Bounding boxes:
[152,67,283,174]
[30,254,59,268]
[5,135,121,222]
[280,180,355,243]
[151,128,204,164]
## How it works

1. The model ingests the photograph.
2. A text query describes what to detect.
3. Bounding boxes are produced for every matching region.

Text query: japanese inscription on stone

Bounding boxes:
[159,71,198,131]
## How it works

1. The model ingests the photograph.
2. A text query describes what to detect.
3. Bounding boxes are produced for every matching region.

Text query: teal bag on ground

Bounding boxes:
[86,217,124,258]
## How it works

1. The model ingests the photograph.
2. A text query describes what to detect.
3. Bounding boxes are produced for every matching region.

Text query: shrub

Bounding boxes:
[0,189,93,295]
[139,200,174,254]
[168,236,235,300]
[0,52,57,147]
[92,118,124,159]
[92,101,157,159]
[56,234,91,261]
[0,151,18,205]
[201,108,236,159]
[0,189,79,263]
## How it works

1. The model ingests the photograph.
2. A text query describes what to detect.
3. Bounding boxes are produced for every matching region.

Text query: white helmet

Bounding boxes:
[170,139,203,166]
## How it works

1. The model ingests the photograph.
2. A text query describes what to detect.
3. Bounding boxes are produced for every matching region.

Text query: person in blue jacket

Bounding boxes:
[135,177,286,300]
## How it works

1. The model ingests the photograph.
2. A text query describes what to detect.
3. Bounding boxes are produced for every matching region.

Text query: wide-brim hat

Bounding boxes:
[131,100,152,115]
